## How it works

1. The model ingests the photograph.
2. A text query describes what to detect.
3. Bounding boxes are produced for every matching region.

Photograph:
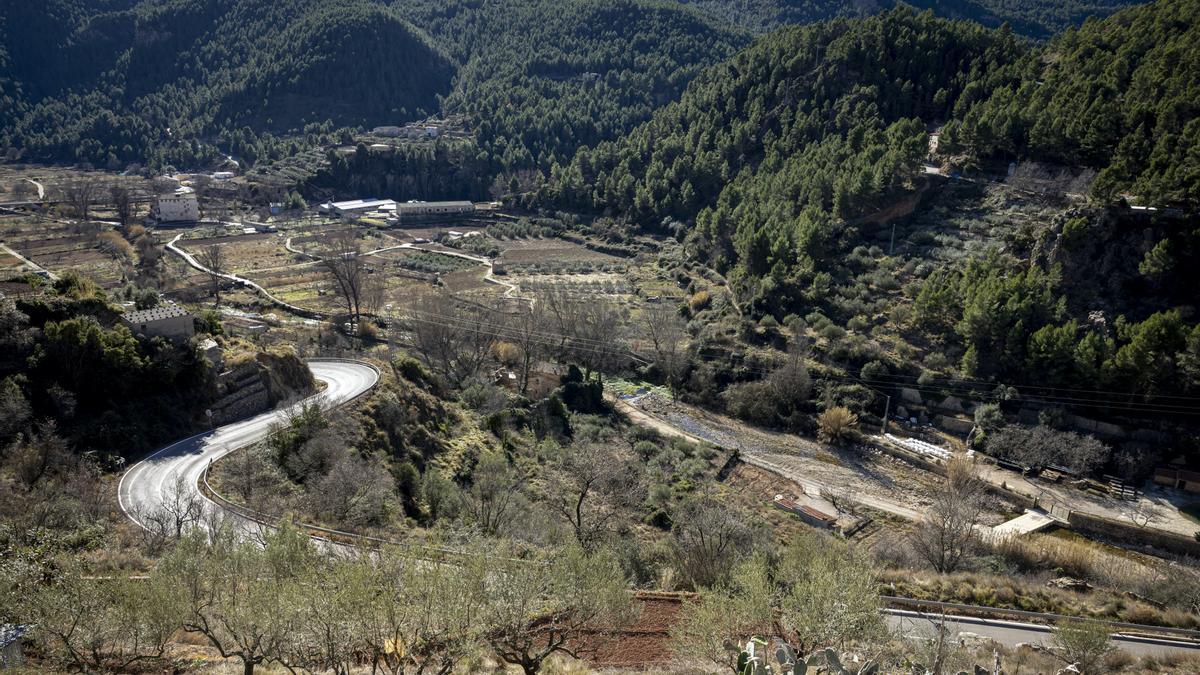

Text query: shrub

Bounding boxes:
[860,360,889,383]
[817,407,858,446]
[688,290,711,312]
[819,324,846,341]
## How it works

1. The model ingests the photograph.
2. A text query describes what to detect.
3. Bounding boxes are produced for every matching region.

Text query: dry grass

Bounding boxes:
[880,567,1200,628]
[988,531,1161,592]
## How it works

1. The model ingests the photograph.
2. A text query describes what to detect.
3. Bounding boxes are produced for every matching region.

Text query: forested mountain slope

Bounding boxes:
[673,0,1141,38]
[545,0,1200,402]
[544,8,1026,276]
[2,0,453,168]
[944,0,1200,204]
[392,0,748,174]
[2,0,1140,174]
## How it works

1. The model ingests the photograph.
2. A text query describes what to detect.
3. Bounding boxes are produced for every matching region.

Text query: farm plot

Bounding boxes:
[247,266,338,312]
[0,243,31,276]
[509,272,636,301]
[390,225,487,241]
[6,222,127,287]
[178,232,298,276]
[496,238,626,274]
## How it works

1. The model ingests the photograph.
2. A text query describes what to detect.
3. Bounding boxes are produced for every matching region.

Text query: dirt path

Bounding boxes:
[0,243,57,280]
[616,391,1200,539]
[613,393,936,522]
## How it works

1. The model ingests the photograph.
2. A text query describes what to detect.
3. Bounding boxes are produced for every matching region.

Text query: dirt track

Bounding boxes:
[614,393,940,522]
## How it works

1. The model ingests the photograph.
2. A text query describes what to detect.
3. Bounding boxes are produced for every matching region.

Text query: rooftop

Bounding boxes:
[122,302,191,324]
[396,200,474,209]
[322,198,397,211]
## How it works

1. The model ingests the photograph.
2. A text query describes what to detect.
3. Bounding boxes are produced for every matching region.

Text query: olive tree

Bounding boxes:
[341,544,488,674]
[1051,618,1115,674]
[22,568,180,672]
[160,523,319,675]
[477,543,635,675]
[669,554,775,673]
[671,532,883,670]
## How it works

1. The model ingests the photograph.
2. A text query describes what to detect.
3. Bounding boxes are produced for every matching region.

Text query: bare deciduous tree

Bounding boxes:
[671,495,762,589]
[110,185,134,230]
[504,298,548,396]
[408,293,497,387]
[63,178,99,223]
[196,244,225,307]
[466,452,529,537]
[640,302,690,399]
[909,457,985,574]
[308,453,397,529]
[540,287,625,378]
[137,474,205,552]
[545,442,644,548]
[320,231,376,322]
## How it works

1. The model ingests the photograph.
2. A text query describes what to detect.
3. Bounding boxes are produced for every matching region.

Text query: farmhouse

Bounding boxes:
[153,193,199,223]
[121,302,195,341]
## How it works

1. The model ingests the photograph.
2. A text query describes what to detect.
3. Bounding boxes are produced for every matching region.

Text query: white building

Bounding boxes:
[121,302,195,341]
[153,194,199,223]
[320,198,476,222]
[395,200,474,221]
[319,198,398,217]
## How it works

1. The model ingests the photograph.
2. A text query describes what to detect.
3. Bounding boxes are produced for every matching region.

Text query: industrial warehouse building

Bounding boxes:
[319,199,475,223]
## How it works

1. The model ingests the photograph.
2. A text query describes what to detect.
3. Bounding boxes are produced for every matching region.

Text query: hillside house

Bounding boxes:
[121,302,194,341]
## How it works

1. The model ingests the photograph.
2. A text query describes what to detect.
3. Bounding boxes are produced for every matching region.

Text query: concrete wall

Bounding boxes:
[134,314,194,340]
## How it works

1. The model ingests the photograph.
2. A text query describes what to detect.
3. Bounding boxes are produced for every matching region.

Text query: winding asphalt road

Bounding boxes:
[118,360,379,531]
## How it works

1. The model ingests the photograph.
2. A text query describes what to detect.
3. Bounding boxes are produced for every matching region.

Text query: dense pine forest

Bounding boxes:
[1,0,453,168]
[1,0,1149,173]
[676,0,1141,38]
[541,0,1200,408]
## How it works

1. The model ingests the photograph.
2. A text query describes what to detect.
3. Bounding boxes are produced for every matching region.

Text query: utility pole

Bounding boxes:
[880,394,891,434]
[889,223,896,256]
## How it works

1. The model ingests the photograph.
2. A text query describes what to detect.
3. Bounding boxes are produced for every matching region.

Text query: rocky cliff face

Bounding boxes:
[208,347,316,425]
